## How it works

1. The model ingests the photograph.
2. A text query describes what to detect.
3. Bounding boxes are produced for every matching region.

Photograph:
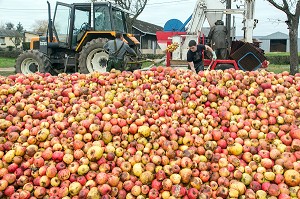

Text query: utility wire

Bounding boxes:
[0,0,194,11]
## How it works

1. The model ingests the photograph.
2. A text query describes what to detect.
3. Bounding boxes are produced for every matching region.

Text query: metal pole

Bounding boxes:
[226,0,231,46]
[244,0,255,43]
[91,2,94,29]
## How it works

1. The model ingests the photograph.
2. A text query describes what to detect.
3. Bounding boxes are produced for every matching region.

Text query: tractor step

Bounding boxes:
[64,56,76,73]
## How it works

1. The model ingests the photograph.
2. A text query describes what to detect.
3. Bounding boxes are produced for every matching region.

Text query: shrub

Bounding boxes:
[22,42,30,51]
[142,54,165,59]
[266,55,300,65]
[0,50,22,58]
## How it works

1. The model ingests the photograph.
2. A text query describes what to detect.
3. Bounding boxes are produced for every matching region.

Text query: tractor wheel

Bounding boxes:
[15,50,51,75]
[78,38,109,74]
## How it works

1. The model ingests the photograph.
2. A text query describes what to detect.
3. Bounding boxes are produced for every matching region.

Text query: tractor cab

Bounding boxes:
[16,1,141,75]
[53,2,128,49]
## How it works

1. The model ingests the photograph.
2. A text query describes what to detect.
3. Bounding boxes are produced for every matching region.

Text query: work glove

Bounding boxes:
[212,51,217,60]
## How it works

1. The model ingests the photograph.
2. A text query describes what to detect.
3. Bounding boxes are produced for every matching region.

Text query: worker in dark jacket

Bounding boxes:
[187,40,216,73]
[104,32,137,72]
[207,20,228,60]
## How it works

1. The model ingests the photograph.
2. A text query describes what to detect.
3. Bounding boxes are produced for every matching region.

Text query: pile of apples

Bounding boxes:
[0,67,300,199]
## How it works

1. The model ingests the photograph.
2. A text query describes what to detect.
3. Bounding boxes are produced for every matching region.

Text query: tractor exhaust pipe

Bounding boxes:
[47,1,54,42]
[91,2,94,29]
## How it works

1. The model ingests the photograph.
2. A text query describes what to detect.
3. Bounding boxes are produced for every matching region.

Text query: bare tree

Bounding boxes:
[31,20,48,35]
[267,0,300,75]
[113,0,148,33]
[9,37,22,49]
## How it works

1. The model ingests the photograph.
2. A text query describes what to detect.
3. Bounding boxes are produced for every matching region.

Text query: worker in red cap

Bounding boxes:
[207,20,229,60]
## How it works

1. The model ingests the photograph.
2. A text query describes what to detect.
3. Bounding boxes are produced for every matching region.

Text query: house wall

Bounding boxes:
[233,34,300,53]
[260,39,300,53]
[0,37,22,49]
[286,39,300,52]
[141,49,164,54]
[259,39,270,52]
[24,32,39,42]
[132,28,161,53]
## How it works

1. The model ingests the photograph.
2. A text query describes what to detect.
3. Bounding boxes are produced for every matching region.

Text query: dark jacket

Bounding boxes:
[104,38,136,60]
[207,23,228,49]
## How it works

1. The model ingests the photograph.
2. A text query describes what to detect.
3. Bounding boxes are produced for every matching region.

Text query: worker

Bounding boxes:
[207,20,229,60]
[104,32,137,72]
[187,40,217,73]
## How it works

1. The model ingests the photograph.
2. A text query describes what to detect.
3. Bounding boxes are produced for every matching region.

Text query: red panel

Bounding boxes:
[210,60,239,70]
[156,31,187,43]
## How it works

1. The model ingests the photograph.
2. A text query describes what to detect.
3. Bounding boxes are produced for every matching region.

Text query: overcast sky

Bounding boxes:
[0,0,297,37]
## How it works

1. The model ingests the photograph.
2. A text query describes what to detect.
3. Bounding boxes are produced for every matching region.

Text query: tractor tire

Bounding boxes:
[15,50,51,75]
[78,38,109,74]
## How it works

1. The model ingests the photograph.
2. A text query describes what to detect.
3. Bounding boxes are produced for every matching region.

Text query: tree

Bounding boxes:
[9,37,22,49]
[5,22,14,30]
[31,20,48,35]
[16,22,24,33]
[267,0,300,75]
[113,0,148,33]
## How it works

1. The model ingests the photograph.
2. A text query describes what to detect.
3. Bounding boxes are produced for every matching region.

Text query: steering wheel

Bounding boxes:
[79,22,91,32]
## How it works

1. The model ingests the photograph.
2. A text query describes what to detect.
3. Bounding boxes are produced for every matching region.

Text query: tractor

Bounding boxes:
[15,1,142,75]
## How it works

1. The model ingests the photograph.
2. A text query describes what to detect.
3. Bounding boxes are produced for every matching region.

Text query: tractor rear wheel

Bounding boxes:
[78,38,109,74]
[15,50,51,75]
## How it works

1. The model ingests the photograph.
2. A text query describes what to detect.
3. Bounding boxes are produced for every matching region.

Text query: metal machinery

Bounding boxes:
[156,0,266,70]
[15,1,142,75]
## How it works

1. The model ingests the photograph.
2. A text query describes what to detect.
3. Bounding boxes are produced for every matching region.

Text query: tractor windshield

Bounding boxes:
[112,9,125,33]
[72,5,91,45]
[74,6,90,32]
[94,6,111,31]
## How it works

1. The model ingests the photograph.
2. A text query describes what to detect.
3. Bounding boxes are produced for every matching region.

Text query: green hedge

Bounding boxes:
[22,42,30,51]
[0,50,295,65]
[142,54,165,59]
[0,50,22,58]
[266,55,300,65]
[0,51,165,60]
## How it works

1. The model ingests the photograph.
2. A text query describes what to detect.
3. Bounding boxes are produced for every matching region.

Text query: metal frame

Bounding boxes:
[168,0,256,63]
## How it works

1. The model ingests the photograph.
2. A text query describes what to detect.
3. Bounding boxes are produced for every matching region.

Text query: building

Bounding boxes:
[258,32,300,53]
[235,32,300,53]
[24,31,39,43]
[133,19,164,54]
[0,29,23,49]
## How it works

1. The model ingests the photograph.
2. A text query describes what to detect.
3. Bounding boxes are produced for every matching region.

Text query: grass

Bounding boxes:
[142,61,154,69]
[267,64,290,74]
[0,56,295,75]
[265,52,300,57]
[0,57,154,69]
[0,57,15,68]
[0,71,15,77]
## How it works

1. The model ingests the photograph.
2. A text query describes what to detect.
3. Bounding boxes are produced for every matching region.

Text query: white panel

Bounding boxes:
[172,36,182,60]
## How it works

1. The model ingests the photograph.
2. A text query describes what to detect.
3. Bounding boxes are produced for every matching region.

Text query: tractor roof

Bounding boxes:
[56,1,132,15]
